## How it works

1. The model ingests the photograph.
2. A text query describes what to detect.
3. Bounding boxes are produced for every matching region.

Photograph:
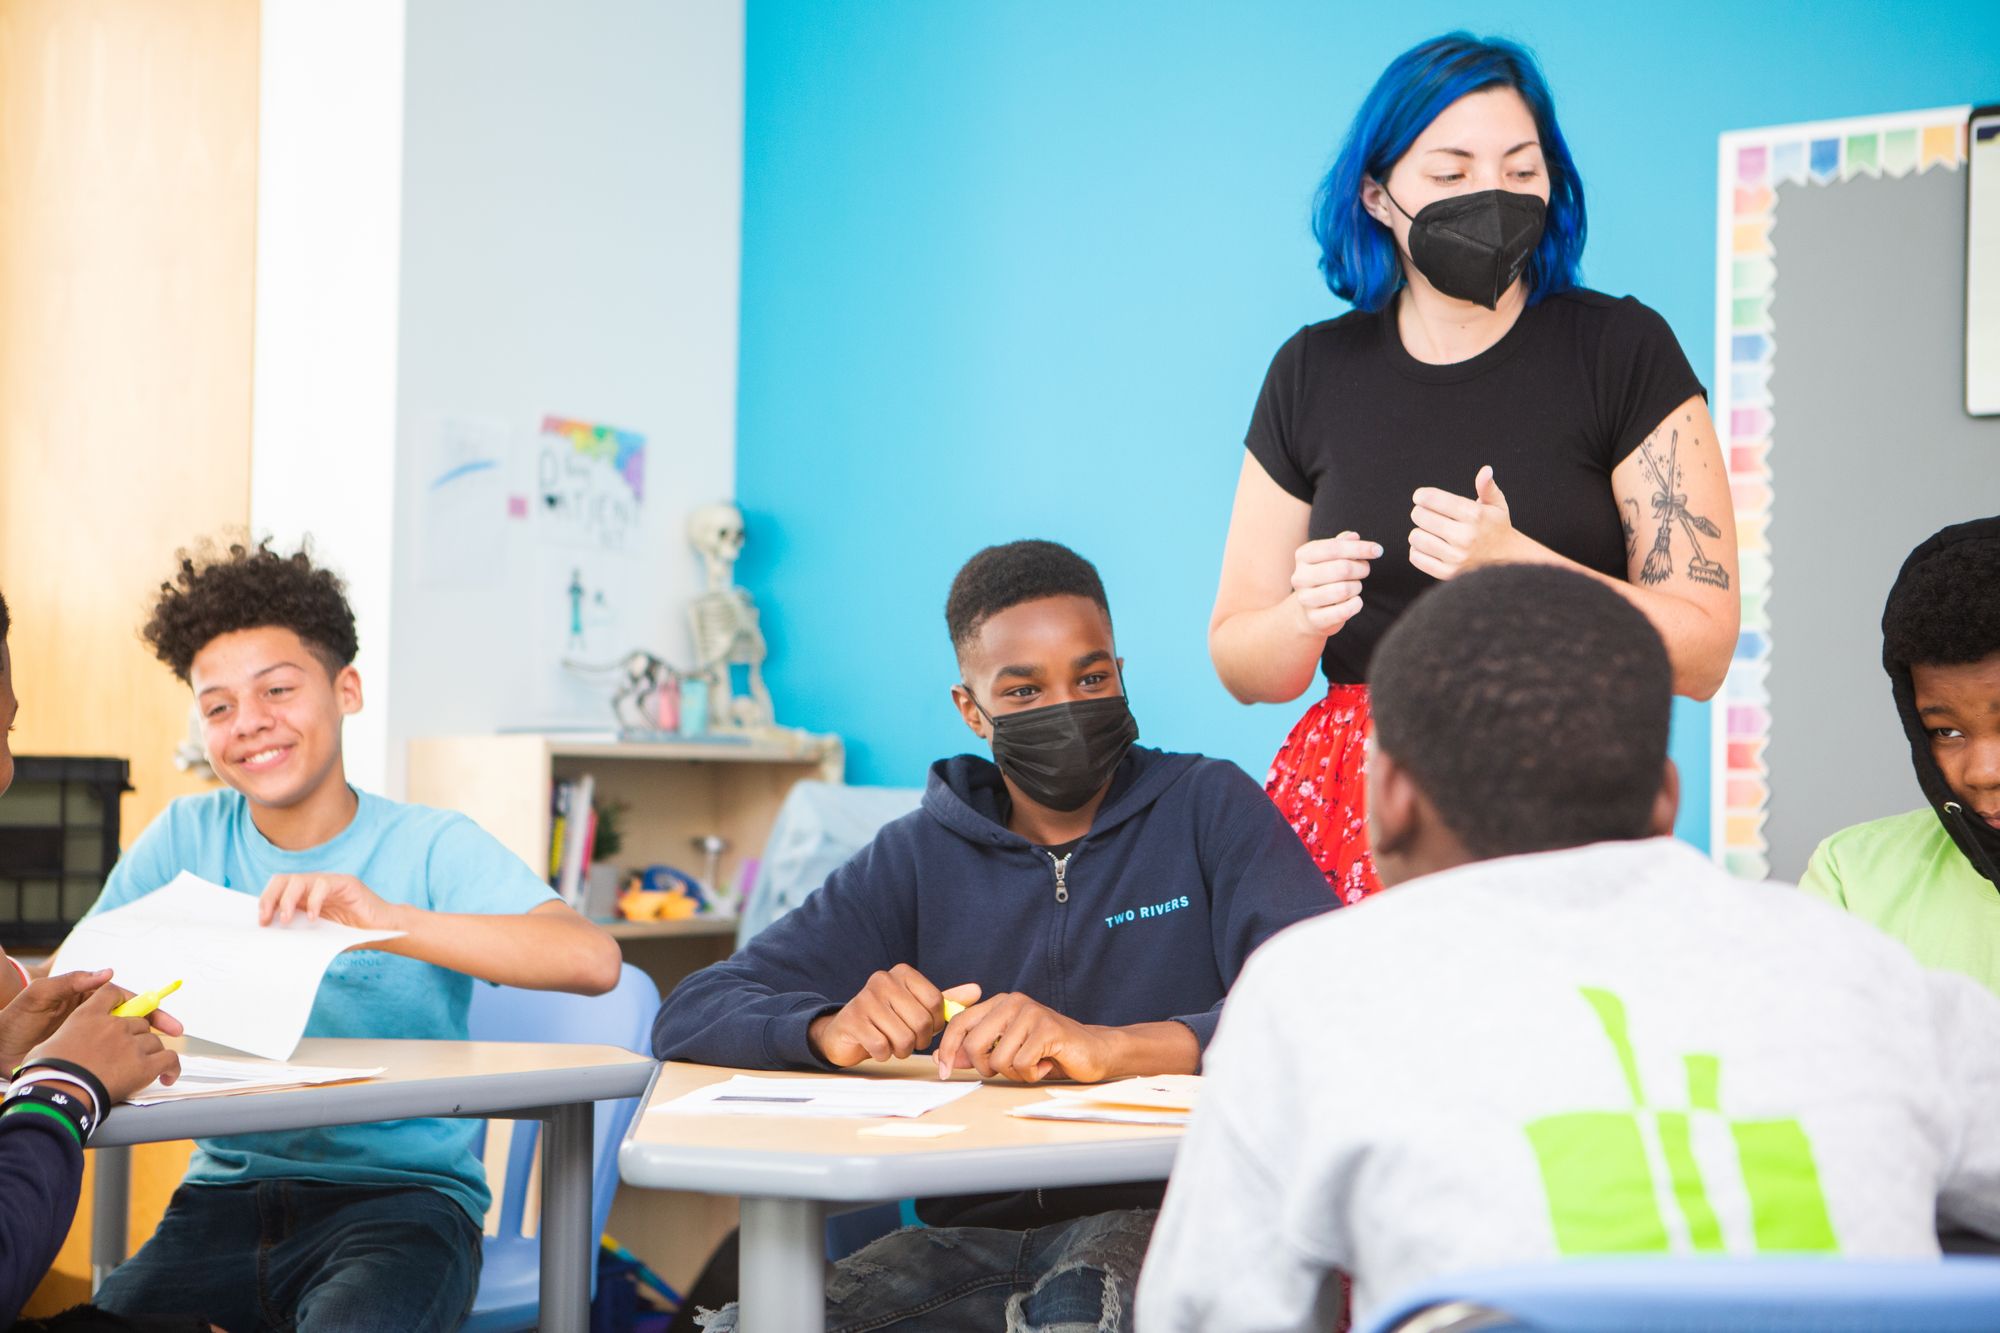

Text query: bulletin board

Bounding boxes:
[1712,106,2000,880]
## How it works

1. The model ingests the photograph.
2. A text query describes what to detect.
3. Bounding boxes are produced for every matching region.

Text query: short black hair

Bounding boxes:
[1883,533,2000,671]
[143,538,358,683]
[1370,565,1673,858]
[945,540,1111,657]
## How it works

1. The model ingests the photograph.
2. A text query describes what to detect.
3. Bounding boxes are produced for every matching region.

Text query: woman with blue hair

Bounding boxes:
[1209,33,1738,904]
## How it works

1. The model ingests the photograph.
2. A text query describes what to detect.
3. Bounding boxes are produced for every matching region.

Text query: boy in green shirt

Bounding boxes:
[1802,516,2000,994]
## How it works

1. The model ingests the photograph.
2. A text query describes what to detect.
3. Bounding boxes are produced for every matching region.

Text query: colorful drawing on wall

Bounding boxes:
[535,414,646,553]
[1711,107,1967,879]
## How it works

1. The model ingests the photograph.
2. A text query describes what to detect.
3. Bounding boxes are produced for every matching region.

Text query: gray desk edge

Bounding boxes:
[618,1127,1180,1201]
[93,1061,655,1147]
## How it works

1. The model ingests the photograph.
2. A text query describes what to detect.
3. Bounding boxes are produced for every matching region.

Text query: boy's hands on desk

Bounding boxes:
[259,873,399,932]
[809,965,982,1067]
[936,997,1203,1085]
[934,993,1111,1083]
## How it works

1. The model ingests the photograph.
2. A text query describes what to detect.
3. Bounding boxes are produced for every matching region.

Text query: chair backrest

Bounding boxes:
[737,780,923,947]
[1360,1258,2000,1333]
[461,964,661,1331]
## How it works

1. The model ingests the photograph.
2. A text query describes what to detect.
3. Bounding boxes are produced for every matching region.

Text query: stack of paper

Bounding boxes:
[1008,1075,1201,1127]
[651,1075,979,1120]
[126,1054,386,1106]
[48,872,406,1060]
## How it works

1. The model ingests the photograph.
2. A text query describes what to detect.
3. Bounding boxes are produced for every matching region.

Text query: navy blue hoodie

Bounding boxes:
[652,745,1334,1225]
[0,1111,82,1324]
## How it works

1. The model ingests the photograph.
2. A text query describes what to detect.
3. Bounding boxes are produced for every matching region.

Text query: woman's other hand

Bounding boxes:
[1289,532,1380,636]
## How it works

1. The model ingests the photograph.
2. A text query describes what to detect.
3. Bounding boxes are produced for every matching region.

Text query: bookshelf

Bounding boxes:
[405,728,844,1289]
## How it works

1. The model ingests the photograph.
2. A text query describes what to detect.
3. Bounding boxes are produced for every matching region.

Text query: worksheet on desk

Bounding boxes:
[651,1074,979,1120]
[49,872,405,1060]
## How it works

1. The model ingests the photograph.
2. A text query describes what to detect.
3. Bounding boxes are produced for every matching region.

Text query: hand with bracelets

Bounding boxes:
[2,979,182,1147]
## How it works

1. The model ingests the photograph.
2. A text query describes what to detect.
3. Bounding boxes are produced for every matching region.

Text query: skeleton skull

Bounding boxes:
[687,503,747,564]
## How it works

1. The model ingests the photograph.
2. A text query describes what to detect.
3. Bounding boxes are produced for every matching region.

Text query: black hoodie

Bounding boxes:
[1884,515,2000,888]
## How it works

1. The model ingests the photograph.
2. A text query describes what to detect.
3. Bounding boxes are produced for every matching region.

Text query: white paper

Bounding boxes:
[1007,1075,1201,1127]
[49,872,405,1060]
[1040,1075,1200,1111]
[650,1075,979,1120]
[127,1054,385,1106]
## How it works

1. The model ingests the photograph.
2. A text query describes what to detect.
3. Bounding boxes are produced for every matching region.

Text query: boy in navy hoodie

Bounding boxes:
[652,539,1333,1332]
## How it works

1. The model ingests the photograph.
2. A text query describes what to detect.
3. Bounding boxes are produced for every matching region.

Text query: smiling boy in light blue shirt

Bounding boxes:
[85,539,621,1333]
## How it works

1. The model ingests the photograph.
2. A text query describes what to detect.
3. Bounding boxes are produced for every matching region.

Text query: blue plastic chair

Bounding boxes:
[1360,1257,2000,1333]
[460,964,662,1333]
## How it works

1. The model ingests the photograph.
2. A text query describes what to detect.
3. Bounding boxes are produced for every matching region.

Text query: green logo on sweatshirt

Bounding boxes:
[1525,987,1838,1256]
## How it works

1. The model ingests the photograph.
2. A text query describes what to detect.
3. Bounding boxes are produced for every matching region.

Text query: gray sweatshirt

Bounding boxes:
[1138,838,2000,1330]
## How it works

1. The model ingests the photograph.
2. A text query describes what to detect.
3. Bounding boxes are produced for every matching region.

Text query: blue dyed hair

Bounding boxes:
[1313,33,1586,312]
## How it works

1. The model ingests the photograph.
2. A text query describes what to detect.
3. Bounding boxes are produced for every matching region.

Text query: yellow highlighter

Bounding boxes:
[940,997,967,1024]
[113,979,182,1019]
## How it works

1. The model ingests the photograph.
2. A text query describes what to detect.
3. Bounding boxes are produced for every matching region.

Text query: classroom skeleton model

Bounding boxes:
[687,501,775,730]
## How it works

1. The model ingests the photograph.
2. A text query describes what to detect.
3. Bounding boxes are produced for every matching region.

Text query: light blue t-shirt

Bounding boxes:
[89,787,559,1223]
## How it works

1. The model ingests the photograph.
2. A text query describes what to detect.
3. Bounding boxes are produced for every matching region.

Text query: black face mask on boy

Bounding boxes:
[1384,187,1547,310]
[969,692,1140,813]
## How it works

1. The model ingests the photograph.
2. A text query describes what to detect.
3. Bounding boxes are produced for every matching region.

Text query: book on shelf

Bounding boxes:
[548,773,596,907]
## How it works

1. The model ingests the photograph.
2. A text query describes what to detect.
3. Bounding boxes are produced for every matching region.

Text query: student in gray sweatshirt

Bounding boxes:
[1140,565,2000,1331]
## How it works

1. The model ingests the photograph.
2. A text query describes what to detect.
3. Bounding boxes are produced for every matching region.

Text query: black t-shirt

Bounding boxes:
[1245,288,1705,684]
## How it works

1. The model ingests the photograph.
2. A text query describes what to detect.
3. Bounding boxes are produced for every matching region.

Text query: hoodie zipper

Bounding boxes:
[1047,851,1073,1014]
[1943,802,2000,889]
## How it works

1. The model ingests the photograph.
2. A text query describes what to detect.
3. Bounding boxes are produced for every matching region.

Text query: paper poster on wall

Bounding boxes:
[416,416,513,585]
[534,555,643,716]
[534,414,646,552]
[528,414,649,718]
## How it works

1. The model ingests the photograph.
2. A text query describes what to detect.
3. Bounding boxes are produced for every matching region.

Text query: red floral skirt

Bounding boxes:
[1266,683,1383,905]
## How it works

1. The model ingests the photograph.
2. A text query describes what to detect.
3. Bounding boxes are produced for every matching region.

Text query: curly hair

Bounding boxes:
[945,540,1111,658]
[1883,532,2000,671]
[1370,564,1672,858]
[142,538,358,683]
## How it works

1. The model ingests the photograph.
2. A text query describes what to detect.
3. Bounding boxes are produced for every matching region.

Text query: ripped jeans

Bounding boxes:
[697,1208,1156,1333]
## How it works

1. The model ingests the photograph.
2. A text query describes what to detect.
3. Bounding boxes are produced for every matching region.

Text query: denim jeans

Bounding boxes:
[699,1209,1156,1333]
[92,1181,481,1333]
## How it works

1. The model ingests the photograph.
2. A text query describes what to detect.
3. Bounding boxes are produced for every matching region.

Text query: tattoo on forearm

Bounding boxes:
[1635,427,1729,589]
[1621,498,1640,563]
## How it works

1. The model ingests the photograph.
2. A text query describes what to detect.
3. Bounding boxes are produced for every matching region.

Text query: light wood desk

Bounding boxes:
[620,1060,1184,1333]
[90,1037,654,1333]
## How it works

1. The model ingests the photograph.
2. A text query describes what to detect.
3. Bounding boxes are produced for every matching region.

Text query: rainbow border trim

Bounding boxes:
[1710,107,1968,879]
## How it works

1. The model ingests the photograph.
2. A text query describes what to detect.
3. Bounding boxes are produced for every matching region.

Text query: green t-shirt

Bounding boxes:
[1800,807,2000,998]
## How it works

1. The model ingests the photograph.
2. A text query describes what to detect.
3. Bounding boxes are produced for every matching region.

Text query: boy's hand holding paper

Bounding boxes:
[51,871,404,1060]
[258,872,402,932]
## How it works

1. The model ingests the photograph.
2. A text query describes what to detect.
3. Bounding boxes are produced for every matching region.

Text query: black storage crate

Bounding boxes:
[0,756,131,949]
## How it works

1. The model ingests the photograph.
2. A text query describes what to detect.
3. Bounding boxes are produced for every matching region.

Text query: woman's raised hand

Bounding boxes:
[1410,466,1523,580]
[1289,532,1380,637]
